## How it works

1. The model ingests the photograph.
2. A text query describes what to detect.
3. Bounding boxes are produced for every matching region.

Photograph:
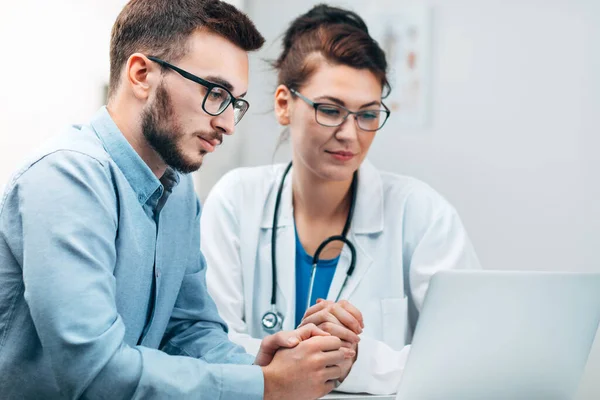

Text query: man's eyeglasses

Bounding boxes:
[289,88,390,132]
[147,56,249,125]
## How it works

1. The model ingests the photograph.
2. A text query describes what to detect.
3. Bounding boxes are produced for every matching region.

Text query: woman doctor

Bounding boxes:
[201,4,480,395]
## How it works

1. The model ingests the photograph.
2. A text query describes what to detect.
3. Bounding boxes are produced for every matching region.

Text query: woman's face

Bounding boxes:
[276,61,385,182]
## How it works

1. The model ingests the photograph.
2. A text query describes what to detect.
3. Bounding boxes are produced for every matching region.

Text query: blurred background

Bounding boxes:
[1,0,598,397]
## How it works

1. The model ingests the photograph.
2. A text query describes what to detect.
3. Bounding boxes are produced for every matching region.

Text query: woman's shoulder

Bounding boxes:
[231,163,286,181]
[216,164,284,189]
[361,161,439,200]
[379,170,439,199]
[208,163,286,202]
[364,162,456,216]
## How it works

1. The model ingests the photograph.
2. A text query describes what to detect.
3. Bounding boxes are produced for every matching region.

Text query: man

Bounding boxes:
[0,1,353,399]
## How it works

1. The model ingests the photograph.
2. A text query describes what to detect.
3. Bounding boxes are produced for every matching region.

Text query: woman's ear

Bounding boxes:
[274,85,292,126]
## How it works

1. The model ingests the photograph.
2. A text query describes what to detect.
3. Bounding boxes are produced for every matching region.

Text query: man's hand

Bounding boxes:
[299,299,364,381]
[262,335,355,400]
[254,323,329,367]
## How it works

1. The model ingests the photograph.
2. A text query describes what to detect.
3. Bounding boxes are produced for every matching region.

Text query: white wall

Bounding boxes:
[0,0,244,198]
[237,0,600,397]
[241,0,600,274]
[0,0,129,191]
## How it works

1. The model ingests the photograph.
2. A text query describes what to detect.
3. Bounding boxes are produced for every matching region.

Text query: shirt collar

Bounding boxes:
[90,106,179,205]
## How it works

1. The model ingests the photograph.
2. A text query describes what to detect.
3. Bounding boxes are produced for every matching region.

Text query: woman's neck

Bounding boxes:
[292,164,352,221]
[291,162,354,257]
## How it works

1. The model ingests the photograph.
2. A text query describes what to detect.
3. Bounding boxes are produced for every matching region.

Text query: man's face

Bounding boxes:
[142,29,249,173]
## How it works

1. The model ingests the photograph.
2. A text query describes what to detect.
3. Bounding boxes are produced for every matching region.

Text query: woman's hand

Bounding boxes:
[299,299,364,381]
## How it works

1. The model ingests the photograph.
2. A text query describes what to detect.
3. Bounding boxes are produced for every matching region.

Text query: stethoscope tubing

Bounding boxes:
[263,162,358,332]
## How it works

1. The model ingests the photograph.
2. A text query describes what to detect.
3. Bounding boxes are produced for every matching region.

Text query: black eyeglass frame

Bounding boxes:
[289,88,391,132]
[147,56,249,124]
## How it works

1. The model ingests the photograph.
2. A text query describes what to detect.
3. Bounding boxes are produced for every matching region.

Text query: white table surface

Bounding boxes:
[321,392,395,400]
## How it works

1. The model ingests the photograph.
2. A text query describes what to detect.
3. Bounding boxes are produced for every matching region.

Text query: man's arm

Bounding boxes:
[15,151,263,399]
[160,223,256,366]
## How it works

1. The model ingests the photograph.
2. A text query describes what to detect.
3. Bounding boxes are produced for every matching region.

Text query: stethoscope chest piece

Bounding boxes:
[261,305,284,333]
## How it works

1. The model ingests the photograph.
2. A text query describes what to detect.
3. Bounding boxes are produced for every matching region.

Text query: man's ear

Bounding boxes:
[125,53,158,101]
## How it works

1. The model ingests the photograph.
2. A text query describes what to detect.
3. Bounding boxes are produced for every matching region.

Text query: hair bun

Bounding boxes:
[280,4,369,61]
[303,4,369,34]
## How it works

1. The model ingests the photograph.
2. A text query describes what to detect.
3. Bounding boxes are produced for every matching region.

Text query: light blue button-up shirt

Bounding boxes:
[0,107,263,399]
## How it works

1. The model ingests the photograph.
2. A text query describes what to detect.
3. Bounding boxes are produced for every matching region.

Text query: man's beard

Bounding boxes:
[141,83,220,174]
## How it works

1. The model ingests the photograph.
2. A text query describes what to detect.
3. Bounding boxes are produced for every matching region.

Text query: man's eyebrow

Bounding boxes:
[204,75,247,97]
[204,76,234,93]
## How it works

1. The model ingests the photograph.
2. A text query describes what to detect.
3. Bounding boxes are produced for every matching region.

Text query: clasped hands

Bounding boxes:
[257,299,363,400]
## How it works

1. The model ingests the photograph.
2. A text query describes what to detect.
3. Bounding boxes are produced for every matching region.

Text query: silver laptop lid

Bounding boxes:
[396,270,600,400]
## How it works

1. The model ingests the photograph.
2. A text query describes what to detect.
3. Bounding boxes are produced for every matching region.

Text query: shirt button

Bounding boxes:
[138,194,144,202]
[155,269,160,278]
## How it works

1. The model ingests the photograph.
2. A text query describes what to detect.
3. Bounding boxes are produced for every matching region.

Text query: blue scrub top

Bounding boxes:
[294,226,340,327]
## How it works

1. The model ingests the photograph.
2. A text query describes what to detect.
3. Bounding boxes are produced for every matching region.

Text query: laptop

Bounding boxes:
[393,270,600,400]
[323,270,600,400]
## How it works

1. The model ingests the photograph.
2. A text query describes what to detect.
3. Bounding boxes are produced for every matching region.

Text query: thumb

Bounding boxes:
[280,323,331,349]
[294,322,330,342]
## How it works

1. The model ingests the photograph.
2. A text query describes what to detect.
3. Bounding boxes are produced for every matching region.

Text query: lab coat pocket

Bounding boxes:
[381,297,409,350]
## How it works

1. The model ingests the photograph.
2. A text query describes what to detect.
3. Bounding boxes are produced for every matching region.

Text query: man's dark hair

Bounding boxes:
[108,0,265,98]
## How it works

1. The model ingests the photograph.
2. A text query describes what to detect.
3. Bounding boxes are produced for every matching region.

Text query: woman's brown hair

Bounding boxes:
[273,4,390,97]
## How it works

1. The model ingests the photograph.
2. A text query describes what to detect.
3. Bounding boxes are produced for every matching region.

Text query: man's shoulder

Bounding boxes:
[40,123,111,165]
[24,123,107,166]
[3,124,112,199]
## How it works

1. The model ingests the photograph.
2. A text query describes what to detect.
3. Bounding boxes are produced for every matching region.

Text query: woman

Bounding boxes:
[201,4,480,394]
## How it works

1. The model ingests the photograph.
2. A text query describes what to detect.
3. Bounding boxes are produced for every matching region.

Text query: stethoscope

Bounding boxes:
[261,162,358,333]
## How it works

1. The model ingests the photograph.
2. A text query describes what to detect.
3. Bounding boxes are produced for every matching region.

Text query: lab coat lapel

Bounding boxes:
[274,225,297,330]
[327,232,374,301]
[327,160,383,302]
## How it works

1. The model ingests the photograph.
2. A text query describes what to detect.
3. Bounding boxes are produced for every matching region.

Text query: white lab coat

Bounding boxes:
[201,160,480,394]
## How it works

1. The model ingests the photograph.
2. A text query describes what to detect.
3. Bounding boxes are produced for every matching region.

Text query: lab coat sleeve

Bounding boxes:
[336,336,411,394]
[337,183,481,395]
[201,170,263,356]
[404,185,481,314]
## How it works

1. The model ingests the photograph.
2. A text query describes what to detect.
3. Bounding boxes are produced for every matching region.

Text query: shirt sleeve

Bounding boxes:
[15,151,263,400]
[161,194,257,366]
